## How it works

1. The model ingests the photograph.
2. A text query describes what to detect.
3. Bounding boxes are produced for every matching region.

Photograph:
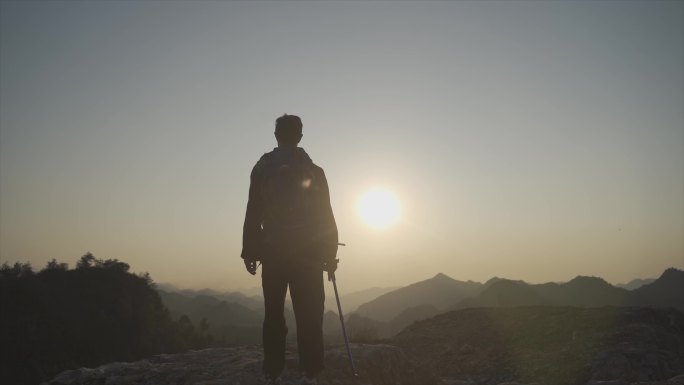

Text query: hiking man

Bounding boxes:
[241,114,339,385]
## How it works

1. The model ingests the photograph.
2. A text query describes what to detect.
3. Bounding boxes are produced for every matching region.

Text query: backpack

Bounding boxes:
[260,153,321,257]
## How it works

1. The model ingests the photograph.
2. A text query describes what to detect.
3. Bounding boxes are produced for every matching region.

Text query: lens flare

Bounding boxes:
[357,188,401,229]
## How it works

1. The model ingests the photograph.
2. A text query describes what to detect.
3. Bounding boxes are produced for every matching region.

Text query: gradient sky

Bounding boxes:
[1,1,682,293]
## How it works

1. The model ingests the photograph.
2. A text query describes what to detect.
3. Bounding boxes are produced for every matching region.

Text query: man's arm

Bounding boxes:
[317,169,339,267]
[241,161,265,271]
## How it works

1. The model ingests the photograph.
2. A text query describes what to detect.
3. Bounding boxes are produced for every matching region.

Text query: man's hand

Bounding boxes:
[323,258,338,281]
[244,259,258,275]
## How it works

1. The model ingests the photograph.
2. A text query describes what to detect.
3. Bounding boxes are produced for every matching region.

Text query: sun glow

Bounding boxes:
[357,188,401,229]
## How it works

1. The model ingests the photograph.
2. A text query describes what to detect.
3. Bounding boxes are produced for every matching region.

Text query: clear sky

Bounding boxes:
[1,1,682,293]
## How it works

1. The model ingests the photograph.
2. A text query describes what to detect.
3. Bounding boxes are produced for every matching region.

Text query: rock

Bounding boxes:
[441,379,475,385]
[630,374,684,385]
[42,344,437,385]
[587,381,627,385]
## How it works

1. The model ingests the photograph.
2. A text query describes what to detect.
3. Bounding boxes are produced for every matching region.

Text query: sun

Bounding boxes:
[357,188,401,229]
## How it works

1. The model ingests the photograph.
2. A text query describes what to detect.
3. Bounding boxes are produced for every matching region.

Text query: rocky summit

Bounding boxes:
[42,344,437,385]
[39,306,684,385]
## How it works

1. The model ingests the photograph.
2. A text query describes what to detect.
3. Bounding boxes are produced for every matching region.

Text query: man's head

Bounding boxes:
[275,114,303,146]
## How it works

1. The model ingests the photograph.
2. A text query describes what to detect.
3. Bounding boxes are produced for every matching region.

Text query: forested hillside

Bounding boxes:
[0,254,214,385]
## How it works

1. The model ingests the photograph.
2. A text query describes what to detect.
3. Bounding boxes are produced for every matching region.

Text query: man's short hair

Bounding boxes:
[275,114,303,144]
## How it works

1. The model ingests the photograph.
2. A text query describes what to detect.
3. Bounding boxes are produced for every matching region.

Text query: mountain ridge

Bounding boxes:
[453,269,681,311]
[352,268,683,328]
[616,277,656,290]
[355,272,483,321]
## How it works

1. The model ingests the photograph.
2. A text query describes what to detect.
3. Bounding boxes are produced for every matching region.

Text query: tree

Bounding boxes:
[45,259,68,271]
[0,261,34,278]
[100,259,130,272]
[76,252,97,269]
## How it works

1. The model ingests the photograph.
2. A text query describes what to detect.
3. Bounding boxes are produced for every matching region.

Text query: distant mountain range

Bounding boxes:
[355,273,482,321]
[156,285,264,310]
[454,268,683,310]
[156,287,394,345]
[615,277,656,290]
[326,285,399,314]
[158,284,397,314]
[157,268,683,343]
[157,289,275,345]
[345,268,684,338]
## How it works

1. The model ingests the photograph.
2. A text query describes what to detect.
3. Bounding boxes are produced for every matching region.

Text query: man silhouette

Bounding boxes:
[242,114,339,385]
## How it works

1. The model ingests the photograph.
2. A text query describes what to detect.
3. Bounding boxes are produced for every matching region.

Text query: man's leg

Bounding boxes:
[262,262,289,379]
[289,262,325,377]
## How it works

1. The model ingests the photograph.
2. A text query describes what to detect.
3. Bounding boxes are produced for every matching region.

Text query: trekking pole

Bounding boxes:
[330,243,359,378]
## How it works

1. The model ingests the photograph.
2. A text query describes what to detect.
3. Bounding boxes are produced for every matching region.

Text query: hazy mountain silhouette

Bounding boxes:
[482,276,525,289]
[157,289,299,345]
[457,278,551,308]
[157,286,264,310]
[158,290,262,345]
[219,291,265,310]
[158,291,262,326]
[355,273,482,321]
[541,276,629,306]
[158,284,396,314]
[208,267,682,345]
[157,285,400,346]
[350,268,683,327]
[183,287,224,297]
[453,271,682,310]
[390,306,684,385]
[616,277,656,290]
[326,285,399,314]
[631,268,684,309]
[387,303,442,335]
[235,285,265,297]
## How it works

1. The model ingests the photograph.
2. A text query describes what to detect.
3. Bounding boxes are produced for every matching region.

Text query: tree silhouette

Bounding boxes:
[45,259,68,271]
[0,253,216,385]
